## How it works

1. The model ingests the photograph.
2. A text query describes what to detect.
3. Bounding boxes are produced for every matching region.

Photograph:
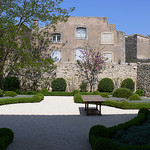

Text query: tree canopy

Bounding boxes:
[0,0,75,89]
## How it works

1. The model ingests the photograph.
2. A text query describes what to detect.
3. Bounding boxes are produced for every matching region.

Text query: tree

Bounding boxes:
[77,46,105,92]
[0,0,75,89]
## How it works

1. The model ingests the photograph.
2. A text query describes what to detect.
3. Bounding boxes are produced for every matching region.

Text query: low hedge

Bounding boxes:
[0,93,44,106]
[89,108,150,150]
[0,128,14,150]
[103,100,150,109]
[5,91,17,97]
[48,92,74,96]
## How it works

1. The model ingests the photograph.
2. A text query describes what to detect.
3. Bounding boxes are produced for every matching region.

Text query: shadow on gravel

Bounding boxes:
[0,114,137,150]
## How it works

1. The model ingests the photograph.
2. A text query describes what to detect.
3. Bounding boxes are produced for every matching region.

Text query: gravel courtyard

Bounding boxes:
[0,96,138,150]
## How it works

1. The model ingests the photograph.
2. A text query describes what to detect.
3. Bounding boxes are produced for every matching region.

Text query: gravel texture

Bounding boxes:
[0,96,138,150]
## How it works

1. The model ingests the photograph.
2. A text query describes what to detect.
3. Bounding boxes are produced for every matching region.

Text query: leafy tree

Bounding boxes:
[77,46,105,92]
[0,0,75,89]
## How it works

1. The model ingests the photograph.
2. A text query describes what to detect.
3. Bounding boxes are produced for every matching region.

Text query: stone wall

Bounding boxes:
[137,63,150,97]
[55,62,137,92]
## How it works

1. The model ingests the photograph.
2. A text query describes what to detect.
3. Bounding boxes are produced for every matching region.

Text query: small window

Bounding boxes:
[101,32,113,44]
[76,27,87,39]
[51,50,61,62]
[102,53,112,62]
[75,49,84,61]
[52,33,61,43]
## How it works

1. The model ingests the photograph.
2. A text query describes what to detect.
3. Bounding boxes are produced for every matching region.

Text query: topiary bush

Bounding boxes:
[73,89,80,95]
[51,78,67,92]
[2,77,20,91]
[80,81,88,92]
[112,88,132,98]
[100,93,109,98]
[121,78,135,92]
[98,78,114,92]
[136,89,144,96]
[93,91,101,95]
[0,89,4,97]
[94,138,117,150]
[0,128,14,150]
[5,91,17,97]
[129,93,141,101]
[138,108,150,119]
[40,88,49,95]
[74,93,83,103]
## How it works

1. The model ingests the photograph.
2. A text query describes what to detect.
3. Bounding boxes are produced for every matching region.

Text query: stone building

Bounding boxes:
[34,17,125,63]
[125,34,150,63]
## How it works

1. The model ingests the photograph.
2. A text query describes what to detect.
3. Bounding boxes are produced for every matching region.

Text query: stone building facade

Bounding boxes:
[35,17,125,63]
[125,34,150,63]
[19,17,150,96]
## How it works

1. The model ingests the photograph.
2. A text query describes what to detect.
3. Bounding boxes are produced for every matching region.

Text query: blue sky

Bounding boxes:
[61,0,150,36]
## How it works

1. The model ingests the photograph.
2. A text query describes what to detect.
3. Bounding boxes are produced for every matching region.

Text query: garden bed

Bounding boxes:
[89,108,150,150]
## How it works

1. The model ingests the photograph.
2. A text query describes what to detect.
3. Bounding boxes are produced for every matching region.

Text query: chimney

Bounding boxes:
[33,20,39,30]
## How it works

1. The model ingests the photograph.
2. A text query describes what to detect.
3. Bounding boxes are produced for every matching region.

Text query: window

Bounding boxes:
[101,32,113,44]
[75,49,84,61]
[76,27,87,39]
[51,50,61,62]
[102,53,112,62]
[52,33,61,43]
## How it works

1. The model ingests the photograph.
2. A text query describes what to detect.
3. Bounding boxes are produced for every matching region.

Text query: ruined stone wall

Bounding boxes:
[55,62,137,92]
[137,63,150,97]
[125,35,137,63]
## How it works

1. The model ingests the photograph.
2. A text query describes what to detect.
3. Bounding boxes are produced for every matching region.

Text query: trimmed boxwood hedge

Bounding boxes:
[121,78,135,92]
[0,128,14,150]
[5,91,17,97]
[98,78,114,92]
[0,93,44,106]
[89,108,150,150]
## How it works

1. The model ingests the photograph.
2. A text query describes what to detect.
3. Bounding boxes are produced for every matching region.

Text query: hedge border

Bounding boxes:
[0,93,44,106]
[0,128,14,150]
[89,108,150,150]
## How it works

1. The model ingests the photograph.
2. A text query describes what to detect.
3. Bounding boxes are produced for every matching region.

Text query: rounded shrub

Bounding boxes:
[98,78,114,92]
[73,89,80,95]
[94,138,117,150]
[135,89,144,96]
[112,88,132,98]
[51,78,67,92]
[120,101,129,108]
[89,125,108,139]
[138,108,149,119]
[3,77,20,91]
[0,89,4,97]
[129,93,141,101]
[121,78,135,92]
[40,88,49,95]
[5,91,17,97]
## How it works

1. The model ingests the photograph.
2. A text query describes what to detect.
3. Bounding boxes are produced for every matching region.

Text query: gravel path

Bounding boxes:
[0,96,138,150]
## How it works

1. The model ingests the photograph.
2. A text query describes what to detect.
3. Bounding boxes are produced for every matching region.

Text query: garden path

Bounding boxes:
[0,96,138,150]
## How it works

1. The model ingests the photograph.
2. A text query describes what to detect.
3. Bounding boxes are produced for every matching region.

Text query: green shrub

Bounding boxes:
[51,78,67,92]
[73,89,80,95]
[5,91,17,97]
[80,81,88,92]
[89,125,108,141]
[74,93,83,103]
[112,88,132,98]
[100,93,109,98]
[3,77,20,91]
[120,101,130,109]
[121,78,135,92]
[93,91,101,95]
[0,128,14,150]
[0,89,4,97]
[129,94,141,101]
[98,78,114,92]
[138,108,149,119]
[94,138,117,150]
[40,88,49,95]
[136,89,144,96]
[49,92,73,96]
